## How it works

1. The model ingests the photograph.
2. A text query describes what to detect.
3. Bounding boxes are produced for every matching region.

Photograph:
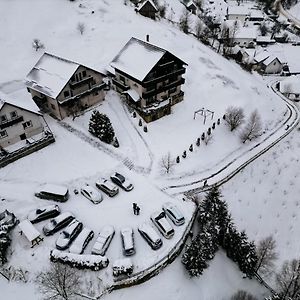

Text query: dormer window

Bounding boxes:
[10,111,18,119]
[82,70,87,77]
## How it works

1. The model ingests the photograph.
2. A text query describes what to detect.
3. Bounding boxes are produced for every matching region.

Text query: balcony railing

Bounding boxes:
[0,116,24,130]
[69,76,94,90]
[143,68,186,86]
[142,78,185,98]
[112,78,129,91]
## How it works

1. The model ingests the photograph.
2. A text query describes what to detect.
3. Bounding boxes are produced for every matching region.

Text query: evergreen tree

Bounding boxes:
[89,110,115,144]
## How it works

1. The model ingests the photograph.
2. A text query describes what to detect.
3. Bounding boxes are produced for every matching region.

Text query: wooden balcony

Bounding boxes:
[112,78,129,91]
[143,68,186,86]
[69,76,94,90]
[0,116,24,130]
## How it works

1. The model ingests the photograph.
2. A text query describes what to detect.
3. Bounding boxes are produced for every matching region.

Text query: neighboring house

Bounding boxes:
[227,6,249,22]
[110,37,187,122]
[253,50,283,74]
[249,9,265,23]
[25,53,106,120]
[256,36,276,47]
[137,0,158,20]
[233,27,256,48]
[186,1,197,14]
[0,91,46,148]
[279,75,300,101]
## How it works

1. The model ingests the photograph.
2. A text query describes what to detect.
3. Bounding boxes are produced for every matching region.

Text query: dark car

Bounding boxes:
[34,184,69,202]
[56,219,83,250]
[69,227,94,254]
[110,172,133,191]
[43,212,74,236]
[95,178,119,197]
[27,204,60,224]
[150,211,174,239]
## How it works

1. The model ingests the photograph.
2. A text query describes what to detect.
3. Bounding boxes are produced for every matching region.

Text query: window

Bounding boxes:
[71,75,75,82]
[82,70,87,77]
[27,87,30,93]
[0,115,7,123]
[169,87,176,94]
[79,73,82,81]
[119,75,126,84]
[0,130,7,139]
[51,104,56,110]
[23,120,32,129]
[64,91,70,98]
[10,111,18,119]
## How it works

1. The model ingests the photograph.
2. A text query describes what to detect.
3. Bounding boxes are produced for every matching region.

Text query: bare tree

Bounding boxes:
[255,235,278,276]
[160,152,175,174]
[179,9,190,34]
[259,22,269,36]
[225,106,245,131]
[35,263,82,300]
[230,290,258,300]
[275,259,300,299]
[32,39,45,52]
[240,110,263,143]
[77,22,85,35]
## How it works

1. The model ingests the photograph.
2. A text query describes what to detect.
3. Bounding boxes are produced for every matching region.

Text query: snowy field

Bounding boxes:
[0,0,296,299]
[289,1,300,19]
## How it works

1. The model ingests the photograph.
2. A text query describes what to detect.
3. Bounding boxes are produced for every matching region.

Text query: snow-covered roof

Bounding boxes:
[254,50,270,63]
[123,89,140,102]
[262,55,281,66]
[111,37,186,82]
[111,38,165,82]
[36,184,68,196]
[25,53,79,99]
[137,0,158,12]
[227,6,249,16]
[0,90,41,115]
[235,27,257,40]
[249,9,264,19]
[18,220,41,242]
[279,75,300,94]
[256,36,275,43]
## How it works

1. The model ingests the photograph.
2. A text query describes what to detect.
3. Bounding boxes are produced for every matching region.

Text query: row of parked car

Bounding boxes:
[27,201,185,256]
[34,172,134,204]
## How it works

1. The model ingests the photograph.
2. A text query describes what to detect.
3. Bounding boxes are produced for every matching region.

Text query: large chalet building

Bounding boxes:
[25,53,106,120]
[111,37,187,122]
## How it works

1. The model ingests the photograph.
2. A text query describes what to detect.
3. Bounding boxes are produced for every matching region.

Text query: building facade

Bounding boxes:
[26,53,106,120]
[111,37,187,122]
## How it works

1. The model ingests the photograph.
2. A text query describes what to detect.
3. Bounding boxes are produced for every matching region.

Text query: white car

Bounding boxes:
[69,227,94,254]
[80,185,103,204]
[120,227,135,256]
[95,178,119,197]
[110,172,133,191]
[162,202,185,226]
[150,211,174,239]
[138,222,162,250]
[56,219,83,250]
[92,225,115,256]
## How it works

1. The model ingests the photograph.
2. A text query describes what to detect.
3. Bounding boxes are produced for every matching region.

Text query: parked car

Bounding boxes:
[28,204,60,224]
[150,211,174,239]
[80,185,103,204]
[162,202,185,226]
[56,219,83,250]
[43,212,74,236]
[92,225,115,256]
[110,172,133,191]
[138,222,162,250]
[120,227,135,256]
[69,227,94,254]
[35,184,69,202]
[95,178,119,197]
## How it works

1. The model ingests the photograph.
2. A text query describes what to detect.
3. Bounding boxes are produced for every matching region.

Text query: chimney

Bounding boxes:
[146,34,149,42]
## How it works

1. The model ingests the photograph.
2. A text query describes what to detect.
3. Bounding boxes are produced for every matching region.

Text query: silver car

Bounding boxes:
[92,225,115,256]
[80,185,103,204]
[120,227,135,256]
[162,202,185,226]
[138,222,162,250]
[95,178,119,197]
[56,219,83,250]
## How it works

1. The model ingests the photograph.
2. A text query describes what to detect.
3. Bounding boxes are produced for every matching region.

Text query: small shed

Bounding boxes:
[187,1,197,14]
[18,220,44,248]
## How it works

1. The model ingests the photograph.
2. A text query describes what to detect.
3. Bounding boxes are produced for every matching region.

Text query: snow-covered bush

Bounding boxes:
[89,110,115,144]
[50,249,109,271]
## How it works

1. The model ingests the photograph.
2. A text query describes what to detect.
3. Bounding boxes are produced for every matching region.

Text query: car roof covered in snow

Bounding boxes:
[0,90,41,115]
[25,52,80,99]
[37,184,68,195]
[227,6,249,16]
[110,37,186,82]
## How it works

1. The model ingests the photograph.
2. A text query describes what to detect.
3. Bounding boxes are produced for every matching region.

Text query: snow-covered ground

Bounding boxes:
[0,0,297,299]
